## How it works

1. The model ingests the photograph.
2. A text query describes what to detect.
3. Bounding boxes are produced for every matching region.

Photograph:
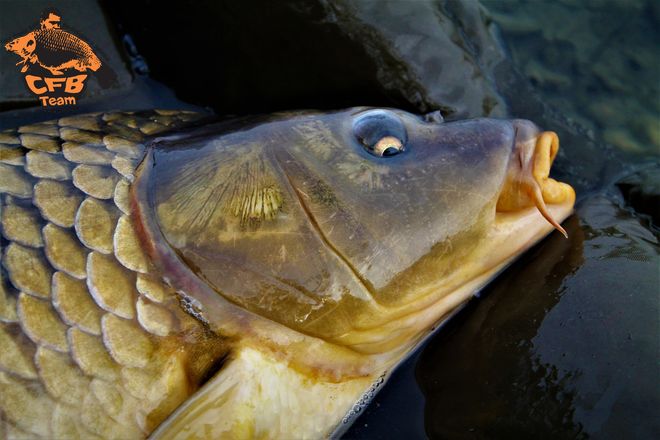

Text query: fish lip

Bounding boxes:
[498,120,576,236]
[337,199,575,357]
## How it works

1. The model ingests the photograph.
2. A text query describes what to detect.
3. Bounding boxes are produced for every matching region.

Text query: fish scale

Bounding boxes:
[0,110,228,439]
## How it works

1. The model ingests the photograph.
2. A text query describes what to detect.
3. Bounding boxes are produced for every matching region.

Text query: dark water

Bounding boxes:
[484,0,660,157]
[0,1,658,439]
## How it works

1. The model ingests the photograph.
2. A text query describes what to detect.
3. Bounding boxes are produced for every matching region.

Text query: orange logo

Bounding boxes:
[4,12,102,107]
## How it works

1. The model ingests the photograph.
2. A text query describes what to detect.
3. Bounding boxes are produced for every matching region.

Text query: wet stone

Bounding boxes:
[52,272,102,335]
[1,202,44,248]
[86,252,137,319]
[75,197,120,254]
[62,142,114,165]
[33,179,83,228]
[25,150,72,180]
[19,134,60,153]
[0,163,33,198]
[150,115,178,127]
[42,223,88,280]
[68,327,119,381]
[101,313,154,368]
[155,109,181,116]
[617,166,660,226]
[72,164,120,199]
[102,112,126,123]
[3,243,52,299]
[119,117,139,129]
[17,293,68,352]
[178,112,204,122]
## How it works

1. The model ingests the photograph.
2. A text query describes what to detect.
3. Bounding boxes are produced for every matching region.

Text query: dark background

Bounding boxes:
[1,1,658,439]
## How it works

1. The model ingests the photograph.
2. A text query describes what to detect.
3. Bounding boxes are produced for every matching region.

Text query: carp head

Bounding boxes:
[5,32,37,70]
[134,107,575,379]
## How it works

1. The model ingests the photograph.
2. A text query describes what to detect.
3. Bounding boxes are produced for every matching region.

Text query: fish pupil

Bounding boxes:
[382,146,400,156]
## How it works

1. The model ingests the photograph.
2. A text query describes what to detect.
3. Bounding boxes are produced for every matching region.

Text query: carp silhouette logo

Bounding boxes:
[4,12,102,107]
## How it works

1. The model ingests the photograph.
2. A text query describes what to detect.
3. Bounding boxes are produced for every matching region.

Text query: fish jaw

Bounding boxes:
[327,199,574,357]
[149,206,576,440]
[332,122,576,355]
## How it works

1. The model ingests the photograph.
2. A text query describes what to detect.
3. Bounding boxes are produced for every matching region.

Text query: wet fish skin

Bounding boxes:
[143,110,571,359]
[0,108,575,440]
[0,110,227,439]
[139,107,573,439]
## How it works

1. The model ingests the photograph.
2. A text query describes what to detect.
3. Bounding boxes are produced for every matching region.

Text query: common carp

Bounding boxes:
[0,108,575,439]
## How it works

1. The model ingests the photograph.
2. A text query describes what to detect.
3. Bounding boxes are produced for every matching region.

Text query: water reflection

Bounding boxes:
[418,215,585,438]
[417,197,659,439]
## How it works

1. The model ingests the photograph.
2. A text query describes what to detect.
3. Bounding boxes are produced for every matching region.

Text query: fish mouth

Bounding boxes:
[336,126,575,358]
[496,125,576,236]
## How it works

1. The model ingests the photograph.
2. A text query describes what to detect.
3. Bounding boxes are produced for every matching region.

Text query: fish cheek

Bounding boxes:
[148,141,375,341]
[340,124,511,307]
[374,203,492,307]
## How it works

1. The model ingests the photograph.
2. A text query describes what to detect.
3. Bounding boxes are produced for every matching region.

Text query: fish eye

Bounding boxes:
[353,110,407,157]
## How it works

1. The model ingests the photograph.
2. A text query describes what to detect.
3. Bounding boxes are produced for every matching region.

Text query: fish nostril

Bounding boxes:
[424,110,444,124]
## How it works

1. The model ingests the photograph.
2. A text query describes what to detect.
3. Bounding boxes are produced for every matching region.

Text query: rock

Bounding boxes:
[604,127,646,154]
[617,166,660,227]
[482,0,660,161]
[103,0,508,119]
